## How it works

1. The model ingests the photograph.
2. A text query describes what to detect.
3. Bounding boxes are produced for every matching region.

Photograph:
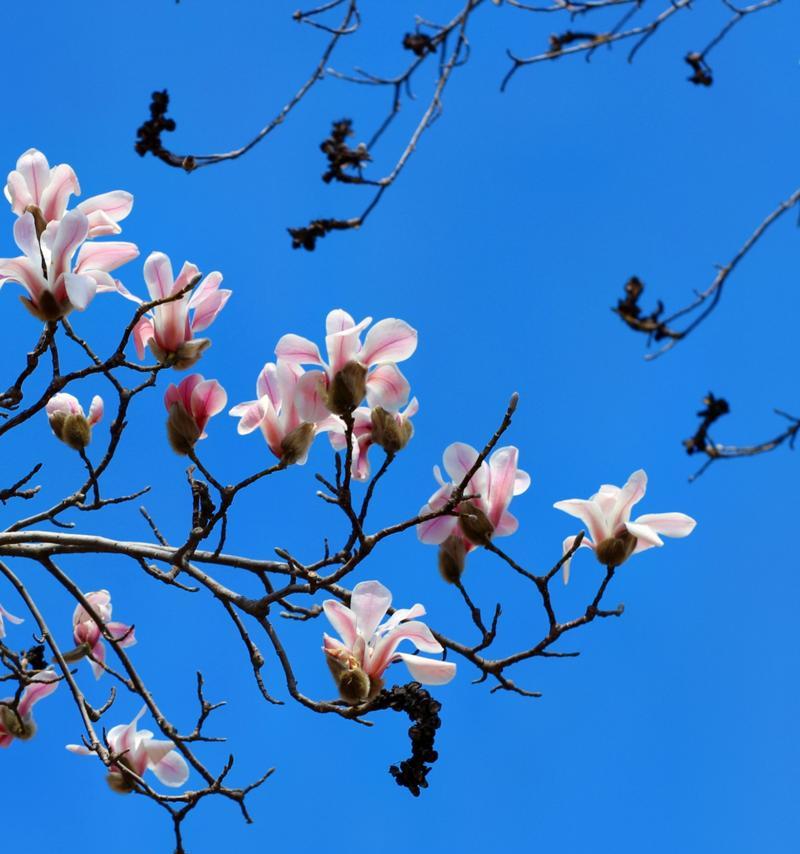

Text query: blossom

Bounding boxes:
[0,603,23,639]
[553,469,697,583]
[416,443,531,578]
[328,398,418,481]
[46,392,103,450]
[0,670,59,748]
[123,252,230,369]
[275,308,417,416]
[72,590,136,680]
[67,707,189,791]
[322,580,456,704]
[164,374,227,455]
[0,210,139,320]
[5,148,133,236]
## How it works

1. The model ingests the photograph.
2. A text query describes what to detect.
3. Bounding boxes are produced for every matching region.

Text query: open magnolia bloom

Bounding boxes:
[67,707,189,792]
[322,580,456,704]
[230,360,339,465]
[553,469,697,583]
[0,670,60,748]
[0,603,23,640]
[164,374,227,455]
[72,590,136,680]
[275,308,417,417]
[417,443,531,581]
[122,251,230,369]
[5,148,133,236]
[0,210,139,320]
[328,398,418,481]
[46,392,103,450]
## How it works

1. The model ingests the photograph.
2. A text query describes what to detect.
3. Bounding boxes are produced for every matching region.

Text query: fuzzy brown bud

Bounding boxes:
[148,338,211,371]
[594,530,637,567]
[279,422,316,465]
[166,403,201,455]
[106,764,136,794]
[438,534,467,584]
[325,653,372,704]
[370,406,413,454]
[458,504,494,547]
[326,360,367,415]
[0,705,35,740]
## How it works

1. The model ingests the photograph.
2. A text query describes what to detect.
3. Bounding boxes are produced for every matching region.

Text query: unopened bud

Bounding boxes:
[106,767,136,794]
[279,422,316,465]
[0,705,34,740]
[166,403,201,455]
[370,406,413,454]
[326,360,367,415]
[50,411,92,450]
[458,504,494,547]
[595,530,637,567]
[438,535,467,584]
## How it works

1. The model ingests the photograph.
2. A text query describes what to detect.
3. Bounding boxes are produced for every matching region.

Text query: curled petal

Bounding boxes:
[365,363,410,411]
[295,371,330,423]
[17,670,59,717]
[350,580,392,640]
[87,395,104,426]
[395,654,456,686]
[416,506,458,545]
[143,252,175,301]
[145,741,190,787]
[560,534,594,585]
[322,600,358,648]
[63,272,98,311]
[75,241,139,274]
[275,333,324,366]
[632,512,697,539]
[360,318,418,366]
[230,400,265,434]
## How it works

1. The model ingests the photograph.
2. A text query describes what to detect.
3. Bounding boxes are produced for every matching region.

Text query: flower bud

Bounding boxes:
[0,704,35,740]
[325,652,372,704]
[49,410,92,450]
[370,406,413,454]
[106,770,136,794]
[166,403,201,455]
[595,530,637,567]
[458,504,494,547]
[438,535,467,584]
[279,422,316,465]
[326,360,367,415]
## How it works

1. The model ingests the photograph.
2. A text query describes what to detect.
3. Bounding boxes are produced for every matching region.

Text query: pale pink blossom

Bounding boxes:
[5,148,133,236]
[553,469,697,583]
[164,374,227,454]
[0,603,23,640]
[67,707,189,790]
[329,398,418,481]
[72,590,136,680]
[0,670,60,748]
[0,210,139,320]
[46,392,104,450]
[417,442,531,552]
[46,392,104,426]
[275,308,417,415]
[230,360,339,465]
[322,580,456,704]
[122,252,230,369]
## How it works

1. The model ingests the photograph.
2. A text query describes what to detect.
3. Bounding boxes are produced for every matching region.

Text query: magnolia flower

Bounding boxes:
[5,148,133,236]
[0,210,139,320]
[123,252,230,369]
[164,374,227,455]
[72,590,136,680]
[553,469,697,583]
[322,580,456,704]
[46,392,103,450]
[67,707,189,792]
[275,308,417,416]
[328,398,418,481]
[0,670,59,748]
[417,443,530,580]
[0,603,23,639]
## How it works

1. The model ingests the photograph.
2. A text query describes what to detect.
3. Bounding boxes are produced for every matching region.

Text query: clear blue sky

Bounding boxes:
[2,2,798,852]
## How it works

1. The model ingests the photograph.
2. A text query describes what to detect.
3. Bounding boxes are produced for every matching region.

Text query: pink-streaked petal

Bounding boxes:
[106,621,137,649]
[5,169,33,215]
[513,469,531,496]
[143,252,175,301]
[13,212,40,260]
[133,317,155,360]
[0,257,44,301]
[360,318,418,366]
[40,163,80,222]
[75,241,139,274]
[89,640,106,680]
[325,314,370,373]
[15,149,50,207]
[381,604,426,633]
[0,604,23,625]
[442,442,480,485]
[486,446,521,529]
[66,743,93,755]
[325,308,356,336]
[613,469,648,527]
[77,190,133,225]
[560,534,593,585]
[494,510,519,537]
[295,370,330,423]
[416,507,458,545]
[108,707,146,755]
[17,670,59,716]
[395,654,456,686]
[553,498,609,545]
[87,395,104,426]
[632,512,697,539]
[230,400,265,434]
[370,620,443,677]
[63,272,98,311]
[149,747,190,787]
[49,210,89,282]
[365,363,410,411]
[624,521,664,548]
[275,333,324,366]
[186,270,221,308]
[190,287,231,334]
[350,580,392,640]
[46,392,81,416]
[322,600,358,647]
[171,260,201,295]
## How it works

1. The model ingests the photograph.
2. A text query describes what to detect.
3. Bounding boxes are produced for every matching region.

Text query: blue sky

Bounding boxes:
[2,1,798,851]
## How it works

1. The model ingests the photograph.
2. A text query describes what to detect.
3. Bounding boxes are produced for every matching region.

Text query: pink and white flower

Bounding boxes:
[124,252,230,369]
[46,392,104,450]
[322,580,456,704]
[0,210,139,320]
[275,308,417,415]
[0,670,60,748]
[67,707,189,791]
[553,469,697,583]
[417,443,531,552]
[5,148,133,236]
[72,590,136,680]
[230,361,338,465]
[0,603,23,640]
[164,374,227,454]
[46,392,104,428]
